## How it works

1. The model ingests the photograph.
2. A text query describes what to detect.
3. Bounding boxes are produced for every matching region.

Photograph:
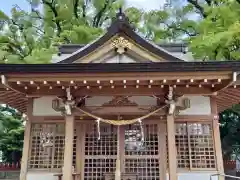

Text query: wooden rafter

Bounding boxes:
[0,75,28,112]
[0,72,239,113]
[1,75,26,95]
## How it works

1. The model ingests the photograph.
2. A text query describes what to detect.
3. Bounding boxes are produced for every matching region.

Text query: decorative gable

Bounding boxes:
[57,9,185,64]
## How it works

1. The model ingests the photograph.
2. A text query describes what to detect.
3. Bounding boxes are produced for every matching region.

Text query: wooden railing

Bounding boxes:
[224,160,237,170]
[0,162,20,180]
[211,174,240,180]
[0,162,20,171]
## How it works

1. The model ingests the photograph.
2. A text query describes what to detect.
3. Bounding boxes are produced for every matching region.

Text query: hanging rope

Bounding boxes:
[75,104,168,126]
[96,118,101,140]
[138,118,144,142]
[75,105,167,140]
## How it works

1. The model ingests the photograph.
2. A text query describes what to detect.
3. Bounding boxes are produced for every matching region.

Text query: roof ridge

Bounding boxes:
[57,10,186,63]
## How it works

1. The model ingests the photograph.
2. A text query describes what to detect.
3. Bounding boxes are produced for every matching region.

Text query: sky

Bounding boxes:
[1,0,165,15]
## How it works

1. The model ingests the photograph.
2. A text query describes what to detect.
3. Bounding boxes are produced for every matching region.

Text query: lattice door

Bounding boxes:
[188,123,216,169]
[175,122,216,170]
[175,123,189,168]
[124,123,160,180]
[84,123,117,180]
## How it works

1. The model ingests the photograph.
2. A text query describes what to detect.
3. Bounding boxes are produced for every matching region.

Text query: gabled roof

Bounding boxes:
[58,9,185,64]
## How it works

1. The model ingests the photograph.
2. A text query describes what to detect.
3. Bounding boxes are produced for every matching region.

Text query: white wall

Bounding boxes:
[85,96,113,106]
[26,171,218,180]
[129,96,157,106]
[166,172,218,180]
[32,96,157,116]
[179,96,211,115]
[104,54,138,63]
[33,96,61,116]
[32,95,210,116]
[27,172,58,180]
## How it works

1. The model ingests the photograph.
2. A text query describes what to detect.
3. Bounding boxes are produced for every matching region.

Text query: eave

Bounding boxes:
[0,62,239,114]
[0,61,239,73]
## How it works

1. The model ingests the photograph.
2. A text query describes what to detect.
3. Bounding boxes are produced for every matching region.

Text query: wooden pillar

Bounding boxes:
[210,96,224,179]
[20,98,33,180]
[76,123,86,180]
[119,126,125,173]
[80,124,86,180]
[167,115,177,180]
[75,123,82,180]
[115,126,121,180]
[158,122,167,180]
[62,115,74,180]
[75,123,81,173]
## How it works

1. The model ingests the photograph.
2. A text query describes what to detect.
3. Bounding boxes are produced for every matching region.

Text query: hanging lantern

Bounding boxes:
[52,98,66,115]
[52,98,60,109]
[182,98,190,109]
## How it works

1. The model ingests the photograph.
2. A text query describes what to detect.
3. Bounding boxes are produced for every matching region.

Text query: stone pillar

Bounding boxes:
[62,115,74,180]
[167,115,177,180]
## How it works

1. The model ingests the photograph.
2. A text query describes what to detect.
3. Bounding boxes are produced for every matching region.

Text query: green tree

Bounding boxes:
[0,0,140,64]
[190,0,240,60]
[141,0,240,60]
[219,105,240,160]
[0,6,56,64]
[0,106,24,163]
[1,0,240,63]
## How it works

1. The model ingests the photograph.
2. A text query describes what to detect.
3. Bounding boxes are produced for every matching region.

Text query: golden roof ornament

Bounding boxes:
[112,37,132,54]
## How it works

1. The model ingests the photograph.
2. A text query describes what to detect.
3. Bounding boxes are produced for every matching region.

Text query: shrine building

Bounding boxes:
[0,10,240,180]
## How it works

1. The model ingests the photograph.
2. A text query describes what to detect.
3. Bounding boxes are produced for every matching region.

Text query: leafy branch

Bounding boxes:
[42,0,62,36]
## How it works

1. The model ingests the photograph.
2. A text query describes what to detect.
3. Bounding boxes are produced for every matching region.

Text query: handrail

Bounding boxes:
[211,173,240,180]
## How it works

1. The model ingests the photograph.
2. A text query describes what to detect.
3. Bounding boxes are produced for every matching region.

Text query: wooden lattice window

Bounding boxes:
[175,123,190,168]
[189,123,216,169]
[29,123,65,170]
[73,128,77,167]
[124,123,159,180]
[28,123,77,171]
[84,123,117,179]
[175,122,216,170]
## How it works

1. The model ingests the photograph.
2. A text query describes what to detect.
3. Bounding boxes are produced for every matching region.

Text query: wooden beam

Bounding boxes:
[19,98,33,180]
[62,115,75,180]
[211,96,224,180]
[21,86,214,97]
[166,115,177,180]
[7,71,232,82]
